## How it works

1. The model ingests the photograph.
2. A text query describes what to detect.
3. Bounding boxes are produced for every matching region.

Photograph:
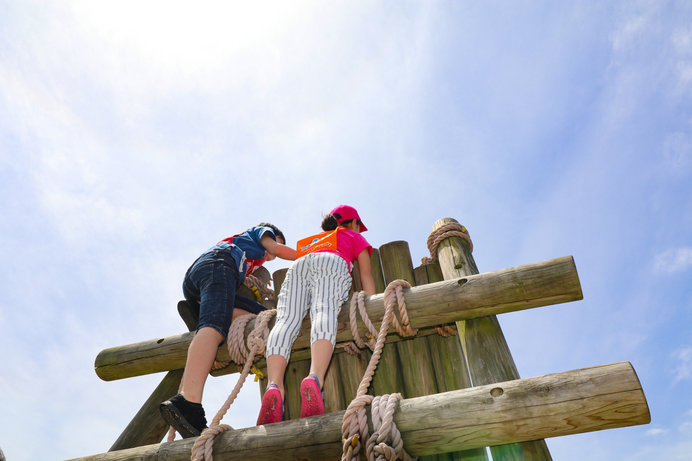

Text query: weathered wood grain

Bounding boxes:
[95,255,583,381]
[69,362,650,461]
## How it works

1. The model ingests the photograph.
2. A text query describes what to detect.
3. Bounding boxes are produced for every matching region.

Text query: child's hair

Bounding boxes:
[258,222,286,243]
[321,213,357,231]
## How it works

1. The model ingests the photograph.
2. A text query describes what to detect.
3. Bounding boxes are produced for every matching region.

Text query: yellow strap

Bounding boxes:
[251,366,265,382]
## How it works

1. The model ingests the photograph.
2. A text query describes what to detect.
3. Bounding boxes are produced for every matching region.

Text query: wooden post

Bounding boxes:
[109,369,184,450]
[415,262,487,461]
[70,362,650,461]
[337,248,383,401]
[432,217,552,460]
[380,241,457,461]
[378,242,441,461]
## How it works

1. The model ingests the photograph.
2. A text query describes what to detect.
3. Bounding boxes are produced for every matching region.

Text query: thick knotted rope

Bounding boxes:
[341,280,418,461]
[421,222,473,264]
[188,308,276,461]
[366,393,415,461]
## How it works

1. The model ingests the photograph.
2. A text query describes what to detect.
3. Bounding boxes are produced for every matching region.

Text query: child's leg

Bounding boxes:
[309,339,334,387]
[179,262,237,403]
[265,257,313,394]
[266,354,288,396]
[182,326,224,403]
[259,259,312,425]
[307,253,352,386]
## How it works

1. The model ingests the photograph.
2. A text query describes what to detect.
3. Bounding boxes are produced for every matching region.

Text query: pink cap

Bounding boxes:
[330,205,368,232]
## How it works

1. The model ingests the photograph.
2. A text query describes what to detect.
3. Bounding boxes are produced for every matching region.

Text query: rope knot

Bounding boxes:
[422,221,473,264]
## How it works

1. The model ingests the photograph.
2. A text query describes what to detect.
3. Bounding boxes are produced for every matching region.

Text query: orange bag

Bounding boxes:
[296,228,341,258]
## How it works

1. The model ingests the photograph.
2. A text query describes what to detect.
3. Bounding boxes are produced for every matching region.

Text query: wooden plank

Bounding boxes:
[283,357,310,421]
[69,362,650,461]
[322,354,346,414]
[432,217,552,460]
[95,256,583,381]
[379,241,448,461]
[415,259,486,461]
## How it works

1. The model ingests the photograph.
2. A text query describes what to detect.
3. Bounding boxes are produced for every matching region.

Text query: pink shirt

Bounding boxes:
[315,228,372,272]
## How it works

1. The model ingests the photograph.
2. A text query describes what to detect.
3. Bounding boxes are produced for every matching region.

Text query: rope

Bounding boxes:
[421,222,473,264]
[366,393,415,461]
[434,324,457,337]
[341,280,417,461]
[187,308,276,461]
[243,273,276,301]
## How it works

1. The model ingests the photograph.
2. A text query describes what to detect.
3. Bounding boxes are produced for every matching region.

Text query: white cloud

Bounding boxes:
[680,421,692,436]
[646,427,668,436]
[671,24,692,92]
[655,248,692,274]
[673,346,692,383]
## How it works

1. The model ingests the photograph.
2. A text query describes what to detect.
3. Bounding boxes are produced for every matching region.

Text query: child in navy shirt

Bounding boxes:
[161,223,296,438]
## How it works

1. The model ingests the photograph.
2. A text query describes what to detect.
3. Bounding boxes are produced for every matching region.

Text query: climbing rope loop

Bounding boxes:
[341,280,417,461]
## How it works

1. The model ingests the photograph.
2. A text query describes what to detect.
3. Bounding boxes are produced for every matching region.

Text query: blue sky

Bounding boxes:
[1,1,691,460]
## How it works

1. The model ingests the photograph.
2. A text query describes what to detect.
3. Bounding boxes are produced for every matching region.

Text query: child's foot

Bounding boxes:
[300,374,325,418]
[159,393,208,438]
[257,384,284,425]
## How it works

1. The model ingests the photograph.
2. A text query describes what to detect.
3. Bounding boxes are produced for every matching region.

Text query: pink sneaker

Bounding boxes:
[257,385,283,425]
[300,374,325,418]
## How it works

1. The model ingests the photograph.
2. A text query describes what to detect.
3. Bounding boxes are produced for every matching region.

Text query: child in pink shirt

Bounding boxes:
[257,205,375,425]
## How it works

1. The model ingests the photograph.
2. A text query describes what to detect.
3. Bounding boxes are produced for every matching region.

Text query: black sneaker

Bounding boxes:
[160,394,208,438]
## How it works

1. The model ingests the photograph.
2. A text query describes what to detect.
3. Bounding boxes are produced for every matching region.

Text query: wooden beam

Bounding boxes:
[69,361,649,461]
[95,256,582,381]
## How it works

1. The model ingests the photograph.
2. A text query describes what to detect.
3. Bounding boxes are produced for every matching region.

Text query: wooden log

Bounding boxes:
[95,256,583,381]
[322,354,347,414]
[283,356,310,420]
[432,217,552,460]
[415,260,487,461]
[379,242,438,398]
[379,241,450,461]
[69,362,650,461]
[339,250,379,399]
[368,242,408,398]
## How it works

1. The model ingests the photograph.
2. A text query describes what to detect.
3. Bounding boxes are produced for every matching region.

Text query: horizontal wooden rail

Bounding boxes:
[71,361,649,460]
[95,256,582,381]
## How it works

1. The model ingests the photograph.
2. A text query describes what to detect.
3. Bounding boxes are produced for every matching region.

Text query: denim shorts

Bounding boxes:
[183,249,241,338]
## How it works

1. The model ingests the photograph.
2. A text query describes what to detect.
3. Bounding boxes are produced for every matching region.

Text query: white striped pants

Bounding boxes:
[266,252,352,361]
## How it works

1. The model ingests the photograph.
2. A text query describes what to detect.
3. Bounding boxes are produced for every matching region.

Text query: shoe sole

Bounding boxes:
[257,388,283,425]
[160,400,201,439]
[300,378,324,418]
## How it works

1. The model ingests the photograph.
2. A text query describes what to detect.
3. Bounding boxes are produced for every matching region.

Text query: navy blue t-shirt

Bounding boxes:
[211,226,276,281]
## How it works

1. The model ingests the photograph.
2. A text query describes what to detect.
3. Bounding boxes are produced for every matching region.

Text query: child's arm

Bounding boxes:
[357,249,376,296]
[261,235,297,260]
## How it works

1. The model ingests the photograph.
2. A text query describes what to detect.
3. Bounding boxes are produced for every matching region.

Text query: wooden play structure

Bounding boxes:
[71,217,650,460]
